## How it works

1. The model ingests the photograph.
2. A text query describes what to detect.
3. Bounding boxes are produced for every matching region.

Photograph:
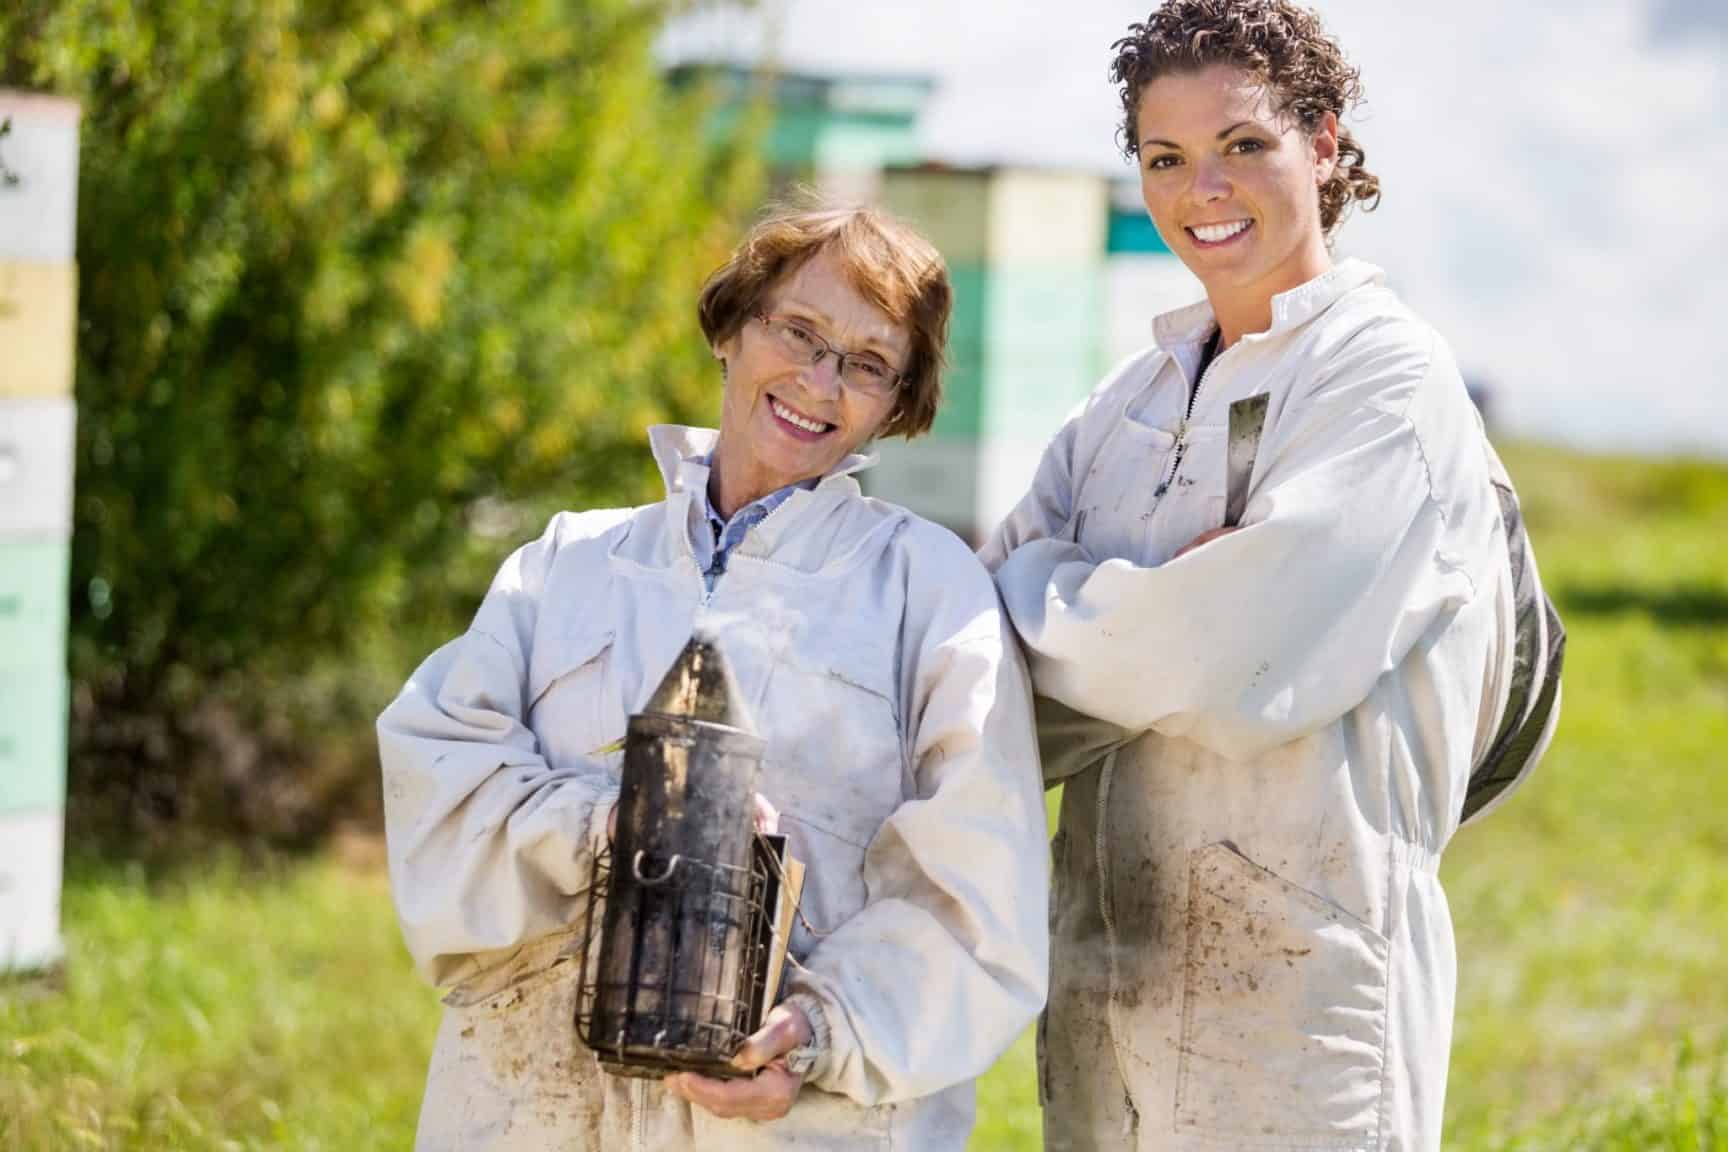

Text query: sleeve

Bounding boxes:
[977,363,1145,786]
[993,327,1479,762]
[785,530,1050,1106]
[377,512,624,988]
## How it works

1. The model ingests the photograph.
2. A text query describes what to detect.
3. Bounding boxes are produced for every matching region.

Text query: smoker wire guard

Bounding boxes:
[573,836,786,1081]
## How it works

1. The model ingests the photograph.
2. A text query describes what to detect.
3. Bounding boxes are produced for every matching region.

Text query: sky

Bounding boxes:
[662,0,1728,457]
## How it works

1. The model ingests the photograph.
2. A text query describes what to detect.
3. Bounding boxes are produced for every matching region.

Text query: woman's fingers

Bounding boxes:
[730,1003,811,1073]
[647,1006,814,1119]
[1173,525,1238,559]
[753,792,780,835]
[665,1065,801,1122]
[627,796,798,1123]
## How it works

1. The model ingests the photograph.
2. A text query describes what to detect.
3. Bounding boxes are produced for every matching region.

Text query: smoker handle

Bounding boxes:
[632,851,683,886]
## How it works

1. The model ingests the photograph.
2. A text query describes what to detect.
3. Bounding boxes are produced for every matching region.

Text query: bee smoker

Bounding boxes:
[575,632,775,1079]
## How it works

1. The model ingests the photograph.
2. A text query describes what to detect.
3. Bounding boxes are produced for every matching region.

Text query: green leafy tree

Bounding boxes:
[1,0,762,845]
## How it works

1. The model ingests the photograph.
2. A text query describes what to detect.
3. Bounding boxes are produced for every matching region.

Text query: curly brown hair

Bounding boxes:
[1110,0,1381,237]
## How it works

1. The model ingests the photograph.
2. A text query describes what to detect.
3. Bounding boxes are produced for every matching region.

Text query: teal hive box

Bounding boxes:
[0,663,68,814]
[0,538,69,662]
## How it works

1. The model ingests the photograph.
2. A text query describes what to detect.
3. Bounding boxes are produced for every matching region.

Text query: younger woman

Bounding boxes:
[984,4,1508,1148]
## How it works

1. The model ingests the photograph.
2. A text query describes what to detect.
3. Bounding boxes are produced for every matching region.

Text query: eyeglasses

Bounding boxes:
[752,312,905,398]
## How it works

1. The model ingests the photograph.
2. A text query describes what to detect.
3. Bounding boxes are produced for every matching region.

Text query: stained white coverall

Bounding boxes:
[984,262,1510,1152]
[379,426,1049,1150]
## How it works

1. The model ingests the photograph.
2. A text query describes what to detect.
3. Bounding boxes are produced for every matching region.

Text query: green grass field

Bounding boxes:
[4,444,1726,1150]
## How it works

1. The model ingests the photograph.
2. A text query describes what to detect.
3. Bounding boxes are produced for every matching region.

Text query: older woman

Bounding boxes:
[379,205,1048,1150]
[984,3,1508,1150]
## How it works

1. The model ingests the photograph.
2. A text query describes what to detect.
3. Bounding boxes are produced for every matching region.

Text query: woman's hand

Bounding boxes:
[664,1002,812,1122]
[1174,525,1238,559]
[617,792,796,1122]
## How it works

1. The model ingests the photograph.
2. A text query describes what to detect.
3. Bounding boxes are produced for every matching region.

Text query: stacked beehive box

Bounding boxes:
[872,167,1107,542]
[0,92,79,973]
[1103,181,1204,369]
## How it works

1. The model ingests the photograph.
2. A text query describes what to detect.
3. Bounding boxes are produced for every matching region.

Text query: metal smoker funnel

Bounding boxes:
[584,631,769,1077]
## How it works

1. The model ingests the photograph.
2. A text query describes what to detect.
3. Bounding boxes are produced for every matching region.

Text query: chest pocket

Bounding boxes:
[1075,420,1229,567]
[759,621,905,948]
[1072,421,1176,564]
[526,627,625,776]
[1145,422,1228,565]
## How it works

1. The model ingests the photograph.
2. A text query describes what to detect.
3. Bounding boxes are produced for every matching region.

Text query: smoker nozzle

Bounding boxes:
[642,630,757,734]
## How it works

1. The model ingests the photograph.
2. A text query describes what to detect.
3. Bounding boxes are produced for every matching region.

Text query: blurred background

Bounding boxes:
[1,1,1724,1148]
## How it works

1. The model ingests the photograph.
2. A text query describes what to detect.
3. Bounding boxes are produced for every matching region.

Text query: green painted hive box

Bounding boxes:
[0,664,67,814]
[0,538,69,662]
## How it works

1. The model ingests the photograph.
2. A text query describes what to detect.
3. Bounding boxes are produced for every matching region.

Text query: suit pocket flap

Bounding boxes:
[442,923,586,1009]
[527,628,614,714]
[1176,842,1389,1146]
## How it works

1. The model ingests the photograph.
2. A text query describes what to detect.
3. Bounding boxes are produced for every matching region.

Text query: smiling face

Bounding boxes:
[709,246,908,517]
[1135,64,1339,334]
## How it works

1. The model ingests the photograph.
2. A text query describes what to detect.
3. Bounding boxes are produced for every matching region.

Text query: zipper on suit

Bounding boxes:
[699,487,805,607]
[1153,336,1231,507]
[633,1078,647,1150]
[699,502,727,607]
[702,547,727,603]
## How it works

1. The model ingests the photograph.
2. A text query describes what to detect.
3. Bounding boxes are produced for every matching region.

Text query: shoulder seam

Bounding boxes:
[1409,336,1479,597]
[466,626,519,664]
[1362,330,1479,598]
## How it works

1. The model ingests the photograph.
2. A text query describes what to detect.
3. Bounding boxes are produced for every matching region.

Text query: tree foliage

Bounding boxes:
[0,0,762,844]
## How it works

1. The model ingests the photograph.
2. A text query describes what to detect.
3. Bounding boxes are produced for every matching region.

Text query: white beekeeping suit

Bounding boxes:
[983,262,1510,1152]
[380,425,1049,1151]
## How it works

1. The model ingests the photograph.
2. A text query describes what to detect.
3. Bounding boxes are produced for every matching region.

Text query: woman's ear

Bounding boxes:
[712,332,739,380]
[1312,110,1340,184]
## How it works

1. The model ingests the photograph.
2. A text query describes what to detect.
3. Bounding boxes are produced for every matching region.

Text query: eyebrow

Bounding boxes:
[1139,121,1254,152]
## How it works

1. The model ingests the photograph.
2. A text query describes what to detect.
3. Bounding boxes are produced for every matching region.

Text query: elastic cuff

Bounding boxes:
[783,991,832,1083]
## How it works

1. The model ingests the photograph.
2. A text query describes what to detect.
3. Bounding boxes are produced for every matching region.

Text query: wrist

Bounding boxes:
[782,992,830,1082]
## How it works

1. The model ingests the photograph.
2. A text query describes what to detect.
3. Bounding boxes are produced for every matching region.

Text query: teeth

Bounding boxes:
[772,399,829,434]
[1191,220,1251,243]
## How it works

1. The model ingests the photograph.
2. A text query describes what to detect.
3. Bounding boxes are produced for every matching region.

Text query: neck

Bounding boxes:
[1207,236,1332,348]
[706,443,776,521]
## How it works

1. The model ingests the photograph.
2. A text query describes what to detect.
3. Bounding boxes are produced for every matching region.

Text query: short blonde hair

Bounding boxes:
[698,203,951,439]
